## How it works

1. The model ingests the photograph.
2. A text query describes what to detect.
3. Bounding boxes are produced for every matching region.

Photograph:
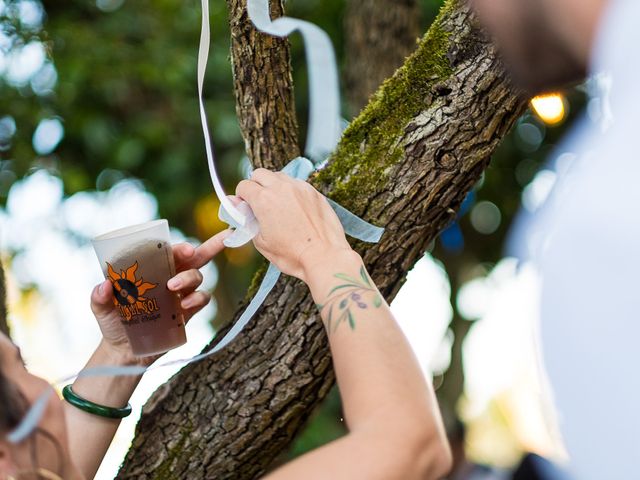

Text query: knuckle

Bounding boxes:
[254,235,267,249]
[236,180,249,194]
[297,179,312,190]
[184,270,199,284]
[252,168,268,178]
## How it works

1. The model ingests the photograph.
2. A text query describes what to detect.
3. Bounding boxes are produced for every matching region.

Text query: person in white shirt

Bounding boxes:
[471,0,640,478]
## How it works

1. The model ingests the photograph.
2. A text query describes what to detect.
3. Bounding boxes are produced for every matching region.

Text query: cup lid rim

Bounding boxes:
[92,219,168,242]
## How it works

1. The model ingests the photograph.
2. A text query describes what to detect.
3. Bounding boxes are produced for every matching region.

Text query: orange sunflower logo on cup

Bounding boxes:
[107,262,158,320]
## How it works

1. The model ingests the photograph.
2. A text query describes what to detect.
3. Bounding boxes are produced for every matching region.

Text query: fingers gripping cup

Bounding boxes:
[92,220,186,357]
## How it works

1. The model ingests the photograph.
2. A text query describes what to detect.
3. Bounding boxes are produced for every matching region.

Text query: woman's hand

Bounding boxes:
[236,169,354,282]
[89,231,229,365]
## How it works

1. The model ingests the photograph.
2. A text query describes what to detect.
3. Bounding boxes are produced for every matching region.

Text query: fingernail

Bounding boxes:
[181,298,193,309]
[99,282,105,295]
[168,278,181,290]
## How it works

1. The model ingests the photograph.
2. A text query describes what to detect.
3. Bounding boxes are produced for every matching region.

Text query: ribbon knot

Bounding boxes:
[214,156,384,355]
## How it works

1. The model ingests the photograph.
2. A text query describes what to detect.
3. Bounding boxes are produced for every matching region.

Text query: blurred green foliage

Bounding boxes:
[2,0,242,231]
[1,0,445,232]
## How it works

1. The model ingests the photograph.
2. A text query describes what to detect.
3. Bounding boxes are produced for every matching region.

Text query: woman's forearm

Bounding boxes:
[64,341,143,479]
[232,169,450,478]
[303,249,451,477]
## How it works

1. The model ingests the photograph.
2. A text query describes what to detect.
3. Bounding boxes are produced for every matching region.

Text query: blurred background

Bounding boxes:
[0,0,589,478]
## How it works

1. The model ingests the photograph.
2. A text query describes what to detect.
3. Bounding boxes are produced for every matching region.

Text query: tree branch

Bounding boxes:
[226,0,300,170]
[0,262,9,336]
[344,0,421,115]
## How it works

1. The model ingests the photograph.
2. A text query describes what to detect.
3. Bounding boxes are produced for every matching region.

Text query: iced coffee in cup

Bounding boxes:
[92,220,186,357]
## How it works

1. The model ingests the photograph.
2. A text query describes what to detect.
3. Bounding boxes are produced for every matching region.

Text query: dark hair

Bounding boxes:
[0,262,64,476]
[0,260,22,433]
[1,368,65,475]
[0,366,25,433]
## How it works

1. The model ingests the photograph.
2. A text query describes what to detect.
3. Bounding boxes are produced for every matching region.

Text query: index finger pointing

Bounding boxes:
[173,242,196,268]
[185,229,231,269]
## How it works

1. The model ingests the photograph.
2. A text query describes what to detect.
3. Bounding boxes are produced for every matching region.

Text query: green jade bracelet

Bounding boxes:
[62,385,132,419]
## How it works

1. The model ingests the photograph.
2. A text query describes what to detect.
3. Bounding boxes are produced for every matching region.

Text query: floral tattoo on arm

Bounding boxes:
[316,266,383,333]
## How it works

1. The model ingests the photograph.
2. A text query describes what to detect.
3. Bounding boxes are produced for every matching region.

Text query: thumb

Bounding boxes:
[91,280,115,317]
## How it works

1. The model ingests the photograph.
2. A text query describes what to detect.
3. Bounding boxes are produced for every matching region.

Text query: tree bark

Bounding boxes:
[226,0,300,170]
[344,0,421,115]
[0,262,8,336]
[117,1,527,478]
[436,259,473,425]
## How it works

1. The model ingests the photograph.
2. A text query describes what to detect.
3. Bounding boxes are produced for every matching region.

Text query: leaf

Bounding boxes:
[137,282,158,295]
[359,266,372,287]
[329,284,359,295]
[339,299,348,309]
[373,295,382,308]
[315,303,323,311]
[348,311,356,330]
[125,262,139,282]
[107,263,118,282]
[334,273,362,285]
[326,307,333,331]
[334,311,347,334]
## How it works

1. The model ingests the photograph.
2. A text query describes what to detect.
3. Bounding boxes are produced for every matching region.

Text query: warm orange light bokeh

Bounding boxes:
[531,93,567,126]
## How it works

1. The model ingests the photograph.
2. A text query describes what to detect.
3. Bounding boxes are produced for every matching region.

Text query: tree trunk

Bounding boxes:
[117,1,527,478]
[0,262,8,336]
[226,0,300,170]
[436,258,474,425]
[344,0,421,115]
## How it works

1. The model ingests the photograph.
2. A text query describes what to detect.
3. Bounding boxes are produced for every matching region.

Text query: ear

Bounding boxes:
[0,439,17,478]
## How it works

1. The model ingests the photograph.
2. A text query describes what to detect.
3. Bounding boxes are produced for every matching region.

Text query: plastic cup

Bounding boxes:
[92,220,186,357]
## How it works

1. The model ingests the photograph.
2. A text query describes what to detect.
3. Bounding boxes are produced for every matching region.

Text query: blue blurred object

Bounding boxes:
[439,191,476,253]
[440,223,465,253]
[512,454,574,480]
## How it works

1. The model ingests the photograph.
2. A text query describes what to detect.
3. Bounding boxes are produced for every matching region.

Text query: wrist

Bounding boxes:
[303,248,363,299]
[96,340,143,368]
[72,341,143,409]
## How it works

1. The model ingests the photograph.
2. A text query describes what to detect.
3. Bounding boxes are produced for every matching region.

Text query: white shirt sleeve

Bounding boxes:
[539,125,640,479]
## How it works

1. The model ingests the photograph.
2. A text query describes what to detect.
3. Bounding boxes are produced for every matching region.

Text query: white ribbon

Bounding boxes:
[199,0,247,226]
[9,0,383,444]
[246,0,342,161]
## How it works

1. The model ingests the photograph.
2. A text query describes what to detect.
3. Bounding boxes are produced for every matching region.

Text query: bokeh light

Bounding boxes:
[96,0,125,13]
[32,118,64,155]
[470,201,502,235]
[531,94,567,126]
[5,41,45,86]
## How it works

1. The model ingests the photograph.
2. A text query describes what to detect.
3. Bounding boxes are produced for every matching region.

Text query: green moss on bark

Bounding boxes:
[314,0,457,213]
[152,425,196,480]
[243,1,458,303]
